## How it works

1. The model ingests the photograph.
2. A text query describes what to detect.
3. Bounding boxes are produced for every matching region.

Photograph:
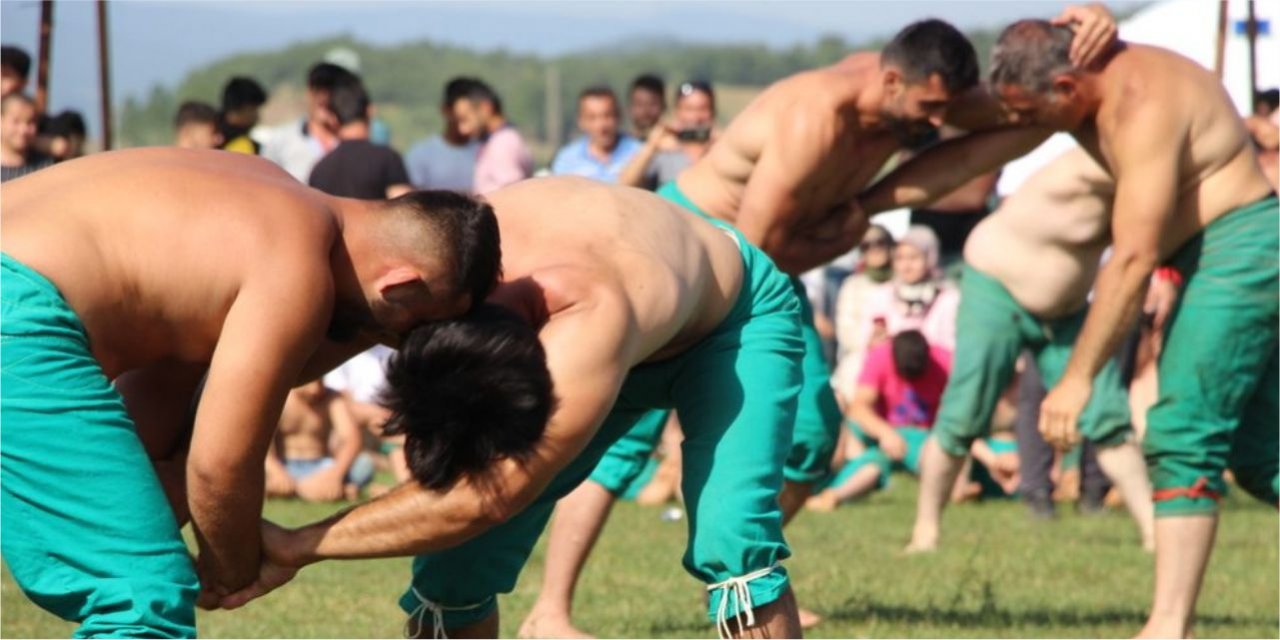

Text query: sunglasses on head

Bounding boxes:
[678,81,714,98]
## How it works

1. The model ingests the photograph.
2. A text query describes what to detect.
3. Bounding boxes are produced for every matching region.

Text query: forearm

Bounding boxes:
[848,403,894,442]
[1062,252,1154,382]
[188,463,265,590]
[329,432,361,473]
[968,439,997,468]
[618,142,660,187]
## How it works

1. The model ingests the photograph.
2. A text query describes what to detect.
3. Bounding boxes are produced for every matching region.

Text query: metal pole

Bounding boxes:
[1214,0,1229,78]
[1246,0,1258,105]
[97,0,112,150]
[36,0,53,113]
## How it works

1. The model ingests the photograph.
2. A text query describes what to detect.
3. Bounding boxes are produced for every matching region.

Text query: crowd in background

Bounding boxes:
[3,40,1279,516]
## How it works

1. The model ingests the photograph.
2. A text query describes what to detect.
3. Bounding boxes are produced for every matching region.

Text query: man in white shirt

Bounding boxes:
[404,77,481,192]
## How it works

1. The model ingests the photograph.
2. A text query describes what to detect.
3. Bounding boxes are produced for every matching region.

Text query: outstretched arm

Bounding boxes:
[1039,101,1183,449]
[219,286,639,608]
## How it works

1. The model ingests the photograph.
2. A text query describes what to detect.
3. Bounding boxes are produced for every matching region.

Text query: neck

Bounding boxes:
[329,198,381,318]
[486,116,506,135]
[589,136,618,156]
[339,122,371,141]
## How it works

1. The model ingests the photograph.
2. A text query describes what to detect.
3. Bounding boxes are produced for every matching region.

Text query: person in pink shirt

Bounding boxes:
[860,225,960,354]
[808,330,1016,509]
[455,80,533,194]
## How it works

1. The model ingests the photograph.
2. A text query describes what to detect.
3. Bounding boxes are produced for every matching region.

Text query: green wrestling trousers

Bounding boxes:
[399,220,805,632]
[1145,194,1280,516]
[0,253,199,638]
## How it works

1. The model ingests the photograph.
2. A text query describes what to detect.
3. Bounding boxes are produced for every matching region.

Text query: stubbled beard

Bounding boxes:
[887,119,938,149]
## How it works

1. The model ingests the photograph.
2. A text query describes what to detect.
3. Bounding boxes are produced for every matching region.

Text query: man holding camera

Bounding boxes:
[619,80,718,191]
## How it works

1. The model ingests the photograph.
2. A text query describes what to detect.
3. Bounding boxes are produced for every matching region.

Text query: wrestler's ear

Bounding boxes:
[1051,74,1078,101]
[883,66,905,96]
[377,266,428,303]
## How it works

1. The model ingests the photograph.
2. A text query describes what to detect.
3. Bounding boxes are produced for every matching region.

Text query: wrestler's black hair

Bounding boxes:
[882,19,980,94]
[381,303,554,490]
[385,189,502,311]
[892,330,931,381]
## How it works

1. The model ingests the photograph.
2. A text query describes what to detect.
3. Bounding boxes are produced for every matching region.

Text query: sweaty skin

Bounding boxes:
[242,175,745,567]
[0,148,457,596]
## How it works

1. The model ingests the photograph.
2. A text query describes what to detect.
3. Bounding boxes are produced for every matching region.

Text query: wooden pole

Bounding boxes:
[1246,0,1259,105]
[1215,0,1229,78]
[97,0,112,150]
[35,0,53,113]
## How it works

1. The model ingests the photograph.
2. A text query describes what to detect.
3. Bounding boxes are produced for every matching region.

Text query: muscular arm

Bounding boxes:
[187,255,333,594]
[859,127,1052,215]
[280,287,638,563]
[1059,106,1182,385]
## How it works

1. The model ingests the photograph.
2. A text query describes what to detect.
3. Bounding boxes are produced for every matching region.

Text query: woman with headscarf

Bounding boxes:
[832,224,895,401]
[859,224,960,356]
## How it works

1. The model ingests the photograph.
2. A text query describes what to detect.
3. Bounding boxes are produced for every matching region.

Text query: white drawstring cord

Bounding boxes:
[705,563,779,639]
[403,587,488,639]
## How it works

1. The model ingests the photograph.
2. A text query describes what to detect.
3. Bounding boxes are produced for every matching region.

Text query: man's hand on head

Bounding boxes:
[1052,3,1118,68]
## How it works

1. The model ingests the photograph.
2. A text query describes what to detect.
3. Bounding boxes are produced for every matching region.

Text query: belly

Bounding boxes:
[965,223,1101,318]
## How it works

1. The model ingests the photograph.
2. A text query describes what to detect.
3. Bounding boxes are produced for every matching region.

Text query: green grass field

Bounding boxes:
[4,477,1277,638]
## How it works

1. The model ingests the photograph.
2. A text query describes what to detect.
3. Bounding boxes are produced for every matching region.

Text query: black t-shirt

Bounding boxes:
[308,139,410,199]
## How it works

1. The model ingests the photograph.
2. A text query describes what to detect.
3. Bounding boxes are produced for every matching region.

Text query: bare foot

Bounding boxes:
[518,612,596,639]
[805,490,839,512]
[903,535,938,555]
[798,607,823,629]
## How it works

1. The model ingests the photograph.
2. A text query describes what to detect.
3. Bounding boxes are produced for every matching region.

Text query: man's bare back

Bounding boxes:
[1,148,339,378]
[966,147,1115,317]
[485,176,745,365]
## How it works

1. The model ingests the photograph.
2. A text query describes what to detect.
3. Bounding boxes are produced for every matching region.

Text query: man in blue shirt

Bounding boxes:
[551,86,643,183]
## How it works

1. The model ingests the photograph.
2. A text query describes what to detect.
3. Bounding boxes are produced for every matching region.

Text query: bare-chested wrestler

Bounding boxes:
[218,176,815,638]
[265,380,376,503]
[520,7,1119,637]
[880,145,1159,553]
[0,148,500,637]
[860,23,1277,638]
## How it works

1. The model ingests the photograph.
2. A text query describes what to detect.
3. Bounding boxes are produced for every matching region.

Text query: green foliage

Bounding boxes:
[3,477,1276,638]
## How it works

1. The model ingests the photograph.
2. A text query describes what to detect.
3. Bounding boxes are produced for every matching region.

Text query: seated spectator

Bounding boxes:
[807,331,1016,510]
[173,101,223,149]
[405,77,481,191]
[308,78,411,199]
[833,224,895,400]
[260,62,353,181]
[1,46,30,98]
[37,110,86,162]
[323,345,410,491]
[1,93,52,182]
[455,80,533,194]
[219,76,268,155]
[626,73,666,139]
[619,80,717,190]
[551,86,643,183]
[265,381,376,502]
[861,225,959,353]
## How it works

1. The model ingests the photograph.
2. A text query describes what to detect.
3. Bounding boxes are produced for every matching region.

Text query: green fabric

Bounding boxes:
[0,253,199,638]
[1145,195,1279,517]
[588,410,669,497]
[400,222,805,627]
[932,265,1131,457]
[830,426,931,489]
[656,180,840,484]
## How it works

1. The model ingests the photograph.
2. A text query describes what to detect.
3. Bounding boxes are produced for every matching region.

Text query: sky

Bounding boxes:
[0,0,1145,137]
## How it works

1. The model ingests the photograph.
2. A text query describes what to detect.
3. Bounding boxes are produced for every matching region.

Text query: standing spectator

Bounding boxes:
[323,47,393,146]
[456,80,532,194]
[261,62,355,181]
[219,77,267,155]
[307,78,411,200]
[38,110,86,162]
[619,80,716,190]
[404,77,481,191]
[1,93,52,182]
[0,46,30,98]
[551,86,643,183]
[626,73,666,139]
[832,224,896,400]
[861,225,960,353]
[173,101,223,149]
